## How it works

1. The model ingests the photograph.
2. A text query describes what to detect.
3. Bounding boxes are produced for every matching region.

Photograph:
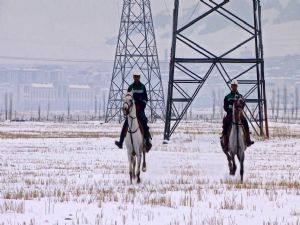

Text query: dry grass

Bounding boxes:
[219,194,244,210]
[290,208,300,217]
[0,131,118,139]
[200,216,224,225]
[0,200,25,214]
[269,126,300,139]
[0,121,299,225]
[222,179,300,190]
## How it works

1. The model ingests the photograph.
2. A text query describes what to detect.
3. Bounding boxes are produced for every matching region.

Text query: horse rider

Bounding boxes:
[222,79,254,147]
[115,72,152,151]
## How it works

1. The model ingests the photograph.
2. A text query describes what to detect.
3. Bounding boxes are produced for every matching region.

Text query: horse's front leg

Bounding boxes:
[230,152,237,175]
[240,159,244,182]
[223,149,232,172]
[136,152,142,184]
[132,155,136,180]
[128,151,134,184]
[237,151,245,182]
[129,157,133,184]
[142,149,146,172]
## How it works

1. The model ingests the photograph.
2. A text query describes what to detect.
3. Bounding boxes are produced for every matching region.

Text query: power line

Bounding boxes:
[183,0,201,26]
[163,0,172,17]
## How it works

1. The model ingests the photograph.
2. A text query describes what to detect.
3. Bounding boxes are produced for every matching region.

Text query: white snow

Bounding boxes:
[0,121,299,225]
[31,83,54,88]
[68,85,90,89]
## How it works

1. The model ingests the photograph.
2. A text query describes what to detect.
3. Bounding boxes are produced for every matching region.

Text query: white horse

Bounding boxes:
[227,97,246,182]
[122,91,147,184]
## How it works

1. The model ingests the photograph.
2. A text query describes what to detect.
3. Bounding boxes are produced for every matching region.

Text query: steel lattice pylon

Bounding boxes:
[164,0,269,140]
[105,0,165,123]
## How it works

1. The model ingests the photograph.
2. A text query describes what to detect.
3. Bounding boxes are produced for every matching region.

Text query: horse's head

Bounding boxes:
[234,96,245,111]
[233,96,245,121]
[122,91,134,116]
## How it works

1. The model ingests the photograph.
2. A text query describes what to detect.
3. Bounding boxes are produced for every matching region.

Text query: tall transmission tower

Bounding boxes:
[105,0,165,123]
[164,0,268,140]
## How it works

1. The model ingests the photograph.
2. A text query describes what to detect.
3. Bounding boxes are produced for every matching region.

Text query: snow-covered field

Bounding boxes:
[0,121,299,225]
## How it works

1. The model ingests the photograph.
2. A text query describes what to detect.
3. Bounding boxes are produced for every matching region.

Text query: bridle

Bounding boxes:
[123,92,140,154]
[123,93,139,134]
[232,97,245,126]
[231,97,246,149]
[123,93,134,116]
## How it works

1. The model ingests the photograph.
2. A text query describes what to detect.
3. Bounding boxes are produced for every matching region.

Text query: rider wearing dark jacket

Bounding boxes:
[224,91,243,114]
[115,72,152,151]
[128,82,148,111]
[222,80,254,147]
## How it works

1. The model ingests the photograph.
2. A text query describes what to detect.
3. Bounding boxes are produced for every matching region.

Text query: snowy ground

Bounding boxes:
[0,121,299,225]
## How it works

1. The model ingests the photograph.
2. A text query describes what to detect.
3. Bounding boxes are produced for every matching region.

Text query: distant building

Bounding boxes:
[0,65,104,111]
[68,84,93,110]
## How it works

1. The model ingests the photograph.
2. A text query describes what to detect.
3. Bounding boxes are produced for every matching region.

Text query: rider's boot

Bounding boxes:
[115,123,127,149]
[143,127,152,152]
[245,129,254,147]
[145,134,152,152]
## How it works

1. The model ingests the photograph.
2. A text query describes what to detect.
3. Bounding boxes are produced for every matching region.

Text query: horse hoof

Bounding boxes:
[137,177,141,184]
[142,166,147,172]
[229,169,235,175]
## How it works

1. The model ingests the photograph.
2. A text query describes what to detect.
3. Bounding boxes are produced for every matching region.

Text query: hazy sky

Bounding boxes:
[0,0,298,63]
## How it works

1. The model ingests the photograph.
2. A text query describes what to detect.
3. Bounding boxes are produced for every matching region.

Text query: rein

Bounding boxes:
[232,108,240,151]
[123,94,139,134]
[231,99,245,151]
[128,114,139,155]
[123,94,140,155]
[128,115,139,134]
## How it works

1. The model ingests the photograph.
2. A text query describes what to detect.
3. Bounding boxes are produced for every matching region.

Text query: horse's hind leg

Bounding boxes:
[142,150,146,172]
